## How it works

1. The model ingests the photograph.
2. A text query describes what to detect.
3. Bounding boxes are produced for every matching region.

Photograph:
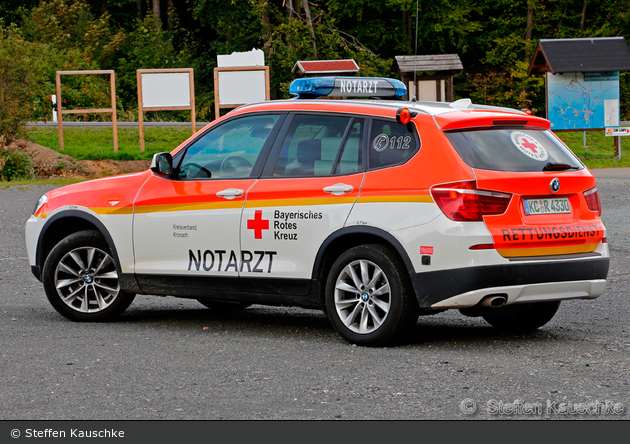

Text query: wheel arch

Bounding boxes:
[35,210,122,280]
[311,226,417,307]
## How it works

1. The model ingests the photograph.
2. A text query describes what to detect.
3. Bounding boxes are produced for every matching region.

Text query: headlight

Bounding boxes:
[33,194,48,215]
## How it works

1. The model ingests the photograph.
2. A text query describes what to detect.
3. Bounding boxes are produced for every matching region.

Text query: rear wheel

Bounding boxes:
[482,301,561,332]
[42,230,135,321]
[325,244,419,346]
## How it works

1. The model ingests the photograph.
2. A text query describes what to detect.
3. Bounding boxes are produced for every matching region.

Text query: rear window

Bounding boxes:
[445,129,583,172]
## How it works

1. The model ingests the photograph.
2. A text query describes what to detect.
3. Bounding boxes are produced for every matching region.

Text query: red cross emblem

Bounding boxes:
[521,138,539,153]
[247,210,269,239]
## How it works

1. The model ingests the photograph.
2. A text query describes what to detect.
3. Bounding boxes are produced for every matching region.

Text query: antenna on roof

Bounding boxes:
[412,0,419,102]
[451,98,474,109]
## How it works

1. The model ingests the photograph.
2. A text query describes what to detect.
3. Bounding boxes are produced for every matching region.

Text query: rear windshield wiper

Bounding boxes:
[542,162,580,171]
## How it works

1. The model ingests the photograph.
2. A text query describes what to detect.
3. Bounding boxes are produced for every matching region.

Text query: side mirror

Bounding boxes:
[150,152,173,177]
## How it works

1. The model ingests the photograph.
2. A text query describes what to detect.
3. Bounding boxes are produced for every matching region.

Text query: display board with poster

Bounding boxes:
[546,72,620,130]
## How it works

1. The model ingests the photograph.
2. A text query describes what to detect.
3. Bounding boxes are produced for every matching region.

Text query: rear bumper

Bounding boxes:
[411,256,609,308]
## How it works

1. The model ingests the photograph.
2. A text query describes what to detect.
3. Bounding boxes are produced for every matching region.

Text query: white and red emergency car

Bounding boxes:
[25,77,609,345]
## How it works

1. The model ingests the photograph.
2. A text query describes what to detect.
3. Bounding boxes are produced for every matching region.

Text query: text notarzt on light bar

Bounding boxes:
[339,79,380,94]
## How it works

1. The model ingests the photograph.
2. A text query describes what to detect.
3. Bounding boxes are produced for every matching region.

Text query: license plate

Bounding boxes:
[523,197,571,215]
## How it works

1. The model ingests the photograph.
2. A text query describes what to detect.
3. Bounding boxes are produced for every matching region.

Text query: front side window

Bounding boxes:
[177,114,280,179]
[369,119,419,169]
[272,115,364,177]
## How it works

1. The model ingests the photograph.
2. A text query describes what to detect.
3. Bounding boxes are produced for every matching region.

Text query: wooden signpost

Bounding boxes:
[605,127,629,159]
[55,70,118,151]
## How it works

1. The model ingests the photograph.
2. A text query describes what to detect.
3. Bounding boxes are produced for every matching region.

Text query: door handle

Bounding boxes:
[323,183,354,196]
[216,188,244,199]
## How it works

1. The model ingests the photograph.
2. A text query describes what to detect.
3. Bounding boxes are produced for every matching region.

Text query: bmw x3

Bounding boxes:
[25,77,610,345]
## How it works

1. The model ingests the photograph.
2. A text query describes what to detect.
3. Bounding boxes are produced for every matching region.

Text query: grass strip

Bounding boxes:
[22,126,630,169]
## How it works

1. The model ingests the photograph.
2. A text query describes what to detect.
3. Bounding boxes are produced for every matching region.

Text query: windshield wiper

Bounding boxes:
[542,162,579,171]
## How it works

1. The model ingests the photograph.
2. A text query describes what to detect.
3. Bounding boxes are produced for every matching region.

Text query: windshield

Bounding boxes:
[445,128,583,172]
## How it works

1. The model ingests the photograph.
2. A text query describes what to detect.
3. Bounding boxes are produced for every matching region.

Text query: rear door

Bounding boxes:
[444,127,605,258]
[240,113,366,291]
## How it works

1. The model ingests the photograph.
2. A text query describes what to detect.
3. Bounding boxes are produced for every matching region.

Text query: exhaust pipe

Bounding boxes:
[480,295,507,308]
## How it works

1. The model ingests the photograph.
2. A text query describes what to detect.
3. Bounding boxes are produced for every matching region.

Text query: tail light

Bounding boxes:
[583,186,602,216]
[431,181,512,222]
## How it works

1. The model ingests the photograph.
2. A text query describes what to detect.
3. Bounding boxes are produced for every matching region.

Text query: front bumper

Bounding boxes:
[25,215,44,281]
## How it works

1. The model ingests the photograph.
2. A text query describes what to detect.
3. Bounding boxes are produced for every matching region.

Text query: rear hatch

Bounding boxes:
[439,116,604,259]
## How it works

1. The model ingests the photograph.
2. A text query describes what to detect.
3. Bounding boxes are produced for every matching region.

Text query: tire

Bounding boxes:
[482,301,561,332]
[42,230,135,321]
[324,244,419,346]
[197,300,252,310]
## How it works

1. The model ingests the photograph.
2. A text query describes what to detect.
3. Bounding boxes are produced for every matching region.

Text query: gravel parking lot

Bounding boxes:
[1,177,628,420]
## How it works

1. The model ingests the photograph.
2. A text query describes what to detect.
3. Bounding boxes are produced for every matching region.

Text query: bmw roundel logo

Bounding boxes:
[550,178,560,194]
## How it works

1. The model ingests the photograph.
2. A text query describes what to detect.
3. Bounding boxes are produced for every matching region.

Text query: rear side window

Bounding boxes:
[446,129,583,172]
[369,119,419,169]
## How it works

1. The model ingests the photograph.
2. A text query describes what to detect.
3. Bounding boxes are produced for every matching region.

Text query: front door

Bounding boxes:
[132,114,283,292]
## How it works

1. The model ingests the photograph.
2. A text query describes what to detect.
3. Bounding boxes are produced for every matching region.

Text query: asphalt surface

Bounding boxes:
[1,177,629,420]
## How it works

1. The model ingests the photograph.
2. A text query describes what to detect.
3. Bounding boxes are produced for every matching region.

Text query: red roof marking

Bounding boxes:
[298,60,359,72]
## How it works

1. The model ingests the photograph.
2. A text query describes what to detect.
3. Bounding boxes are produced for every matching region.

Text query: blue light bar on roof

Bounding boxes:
[289,77,407,99]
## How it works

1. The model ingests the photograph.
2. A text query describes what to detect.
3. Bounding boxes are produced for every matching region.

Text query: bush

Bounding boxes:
[0,149,34,181]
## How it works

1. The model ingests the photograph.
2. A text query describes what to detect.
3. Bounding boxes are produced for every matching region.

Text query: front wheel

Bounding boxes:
[482,301,561,332]
[42,230,135,321]
[325,244,419,346]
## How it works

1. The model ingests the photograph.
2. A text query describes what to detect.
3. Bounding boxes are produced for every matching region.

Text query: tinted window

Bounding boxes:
[446,129,583,172]
[369,119,418,169]
[336,119,364,174]
[273,115,364,177]
[177,115,280,179]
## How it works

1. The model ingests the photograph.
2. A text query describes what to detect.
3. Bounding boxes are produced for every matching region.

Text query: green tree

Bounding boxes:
[23,0,123,66]
[114,13,188,111]
[0,27,38,142]
[1,25,98,137]
[0,0,39,27]
[4,0,630,124]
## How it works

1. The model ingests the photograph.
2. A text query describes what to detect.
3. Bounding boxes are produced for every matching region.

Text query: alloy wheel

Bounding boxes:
[54,246,120,313]
[333,259,391,334]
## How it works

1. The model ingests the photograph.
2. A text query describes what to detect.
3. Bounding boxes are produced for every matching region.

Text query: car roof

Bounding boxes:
[235,98,527,118]
[230,97,553,131]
